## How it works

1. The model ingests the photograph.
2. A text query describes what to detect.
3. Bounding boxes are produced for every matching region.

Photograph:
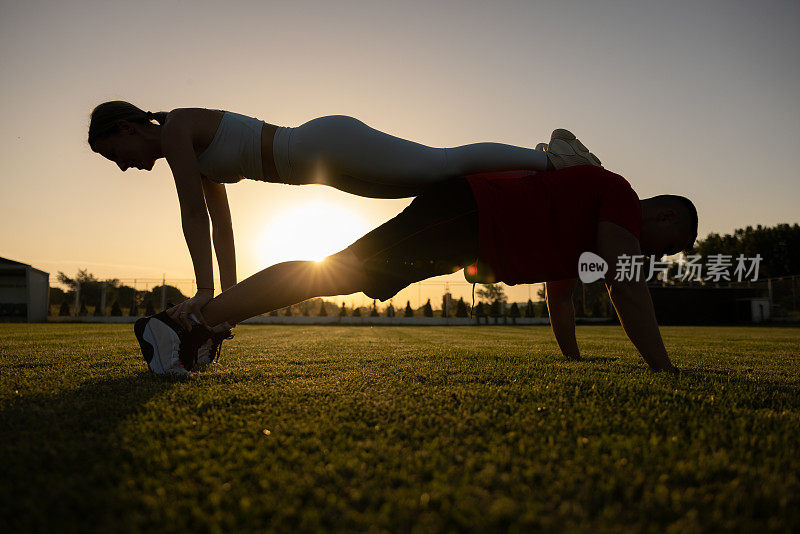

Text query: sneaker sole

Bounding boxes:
[550,129,602,166]
[136,316,187,376]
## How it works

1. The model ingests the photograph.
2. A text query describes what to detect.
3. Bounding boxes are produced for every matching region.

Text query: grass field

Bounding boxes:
[1,324,798,532]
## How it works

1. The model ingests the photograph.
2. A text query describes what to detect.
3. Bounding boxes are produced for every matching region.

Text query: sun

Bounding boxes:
[254,200,371,266]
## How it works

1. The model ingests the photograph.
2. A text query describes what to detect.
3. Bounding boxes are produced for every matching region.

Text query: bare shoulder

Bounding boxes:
[162,108,225,154]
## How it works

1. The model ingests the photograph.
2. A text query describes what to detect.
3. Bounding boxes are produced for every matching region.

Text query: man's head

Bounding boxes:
[639,195,698,257]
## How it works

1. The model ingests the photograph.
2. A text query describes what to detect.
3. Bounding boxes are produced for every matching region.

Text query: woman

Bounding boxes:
[88,101,600,330]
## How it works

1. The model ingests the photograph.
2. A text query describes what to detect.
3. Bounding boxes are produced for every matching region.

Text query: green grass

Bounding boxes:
[1,324,798,533]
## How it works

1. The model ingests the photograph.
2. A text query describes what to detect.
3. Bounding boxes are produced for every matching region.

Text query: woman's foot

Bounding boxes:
[545,129,602,169]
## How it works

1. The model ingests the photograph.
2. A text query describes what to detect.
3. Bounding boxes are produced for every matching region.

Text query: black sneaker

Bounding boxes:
[196,328,235,367]
[134,311,212,375]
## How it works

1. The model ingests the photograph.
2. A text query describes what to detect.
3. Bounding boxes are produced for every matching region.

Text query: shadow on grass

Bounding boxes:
[0,373,177,531]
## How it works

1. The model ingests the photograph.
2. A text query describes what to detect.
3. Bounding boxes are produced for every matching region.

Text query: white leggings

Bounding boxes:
[272,115,548,198]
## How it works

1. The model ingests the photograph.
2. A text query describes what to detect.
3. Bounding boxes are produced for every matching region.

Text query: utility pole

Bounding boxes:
[100,281,107,316]
[74,281,80,317]
[161,273,167,311]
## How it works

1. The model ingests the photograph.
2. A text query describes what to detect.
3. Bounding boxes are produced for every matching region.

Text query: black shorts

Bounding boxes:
[347,177,479,301]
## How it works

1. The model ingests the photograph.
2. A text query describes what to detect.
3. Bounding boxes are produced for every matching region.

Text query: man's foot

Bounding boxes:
[196,325,235,367]
[134,311,212,376]
[546,129,602,169]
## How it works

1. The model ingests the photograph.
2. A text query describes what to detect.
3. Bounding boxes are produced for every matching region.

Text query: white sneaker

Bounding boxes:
[546,129,602,169]
[134,311,211,376]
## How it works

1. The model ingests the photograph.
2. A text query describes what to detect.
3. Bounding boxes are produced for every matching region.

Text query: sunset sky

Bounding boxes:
[1,0,798,305]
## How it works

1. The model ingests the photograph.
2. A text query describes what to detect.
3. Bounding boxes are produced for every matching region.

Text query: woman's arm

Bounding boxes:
[162,111,214,327]
[201,177,237,291]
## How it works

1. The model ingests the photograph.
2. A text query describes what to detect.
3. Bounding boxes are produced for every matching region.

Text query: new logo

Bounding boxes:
[578,251,608,283]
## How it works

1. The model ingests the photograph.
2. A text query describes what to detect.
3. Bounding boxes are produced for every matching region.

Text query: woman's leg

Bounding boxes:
[278,116,549,196]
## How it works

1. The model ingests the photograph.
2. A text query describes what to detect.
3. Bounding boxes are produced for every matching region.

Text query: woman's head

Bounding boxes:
[88,101,166,171]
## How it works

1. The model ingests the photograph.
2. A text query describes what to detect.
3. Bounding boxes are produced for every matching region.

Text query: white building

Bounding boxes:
[0,257,50,322]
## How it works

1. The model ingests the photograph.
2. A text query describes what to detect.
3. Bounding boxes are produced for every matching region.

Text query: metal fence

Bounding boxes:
[48,274,799,321]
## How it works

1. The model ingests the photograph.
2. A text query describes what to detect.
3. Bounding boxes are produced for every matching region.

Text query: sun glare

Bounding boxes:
[254,201,371,266]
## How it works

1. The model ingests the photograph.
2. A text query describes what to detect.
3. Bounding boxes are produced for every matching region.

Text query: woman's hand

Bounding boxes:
[167,289,214,331]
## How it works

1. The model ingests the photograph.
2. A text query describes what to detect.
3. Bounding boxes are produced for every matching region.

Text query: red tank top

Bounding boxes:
[464,166,642,285]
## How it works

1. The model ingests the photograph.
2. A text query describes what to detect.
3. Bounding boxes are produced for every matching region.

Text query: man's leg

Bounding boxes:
[201,249,368,327]
[201,176,480,328]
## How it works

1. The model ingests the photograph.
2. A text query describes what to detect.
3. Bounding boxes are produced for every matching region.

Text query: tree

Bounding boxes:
[677,223,800,282]
[370,300,380,317]
[144,300,156,316]
[49,287,67,306]
[509,302,521,318]
[386,303,395,317]
[524,299,535,317]
[110,300,122,316]
[284,306,293,316]
[455,297,469,318]
[476,284,507,304]
[79,301,88,316]
[352,307,362,317]
[338,302,348,317]
[489,299,502,317]
[474,302,486,316]
[93,303,104,316]
[423,299,433,317]
[58,301,70,316]
[318,301,328,316]
[129,302,139,317]
[441,292,452,318]
[148,285,188,310]
[404,301,414,317]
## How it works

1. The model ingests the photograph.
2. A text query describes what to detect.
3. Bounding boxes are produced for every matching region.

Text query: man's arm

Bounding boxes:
[546,278,581,360]
[201,177,237,292]
[597,221,677,372]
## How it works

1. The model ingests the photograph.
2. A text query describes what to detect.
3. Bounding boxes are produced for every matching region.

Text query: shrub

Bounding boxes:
[455,298,469,318]
[404,301,414,317]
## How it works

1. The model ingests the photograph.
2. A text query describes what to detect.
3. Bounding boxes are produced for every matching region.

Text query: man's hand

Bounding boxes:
[166,289,213,331]
[546,279,582,361]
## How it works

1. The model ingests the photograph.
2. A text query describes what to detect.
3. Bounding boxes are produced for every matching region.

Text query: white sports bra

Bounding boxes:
[196,111,265,183]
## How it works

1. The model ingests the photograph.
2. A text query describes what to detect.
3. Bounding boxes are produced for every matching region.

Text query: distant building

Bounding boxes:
[0,257,49,322]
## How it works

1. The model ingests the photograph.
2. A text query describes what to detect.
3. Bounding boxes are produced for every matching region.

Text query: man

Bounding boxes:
[136,161,697,376]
